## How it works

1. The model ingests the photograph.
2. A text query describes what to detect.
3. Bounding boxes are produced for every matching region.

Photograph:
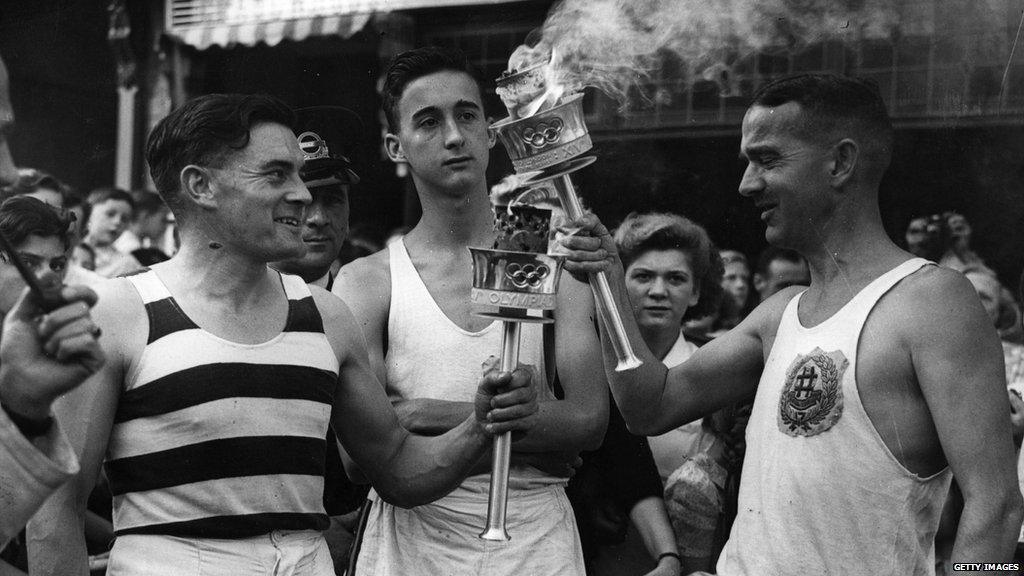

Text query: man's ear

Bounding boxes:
[828,138,858,188]
[180,165,217,209]
[384,132,406,163]
[486,117,497,149]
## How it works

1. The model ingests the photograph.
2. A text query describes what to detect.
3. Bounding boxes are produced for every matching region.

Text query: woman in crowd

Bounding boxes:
[614,211,747,574]
[82,187,143,278]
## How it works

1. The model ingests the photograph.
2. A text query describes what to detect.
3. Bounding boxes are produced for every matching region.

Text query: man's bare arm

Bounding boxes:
[542,276,608,451]
[904,268,1023,566]
[315,290,537,507]
[334,252,604,453]
[562,213,769,435]
[27,279,139,576]
[332,254,390,481]
[333,252,390,384]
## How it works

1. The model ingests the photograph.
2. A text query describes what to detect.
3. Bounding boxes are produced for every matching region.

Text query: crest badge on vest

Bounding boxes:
[777,347,848,437]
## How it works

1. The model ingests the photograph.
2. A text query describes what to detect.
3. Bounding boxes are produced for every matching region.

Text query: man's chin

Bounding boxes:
[763,225,786,247]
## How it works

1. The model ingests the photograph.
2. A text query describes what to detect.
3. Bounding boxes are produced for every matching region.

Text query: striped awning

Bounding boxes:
[166,0,526,50]
[167,13,373,50]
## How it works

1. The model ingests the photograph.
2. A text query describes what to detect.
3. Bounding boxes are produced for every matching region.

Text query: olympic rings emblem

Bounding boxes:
[520,118,564,149]
[504,262,550,288]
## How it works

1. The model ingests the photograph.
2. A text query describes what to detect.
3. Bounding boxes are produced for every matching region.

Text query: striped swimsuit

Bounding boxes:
[106,269,339,539]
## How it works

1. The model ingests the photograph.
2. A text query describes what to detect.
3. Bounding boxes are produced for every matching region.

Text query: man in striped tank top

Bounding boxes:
[563,74,1022,574]
[335,46,608,576]
[28,93,539,576]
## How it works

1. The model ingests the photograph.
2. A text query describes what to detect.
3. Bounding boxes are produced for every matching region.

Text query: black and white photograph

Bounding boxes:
[1,0,1023,574]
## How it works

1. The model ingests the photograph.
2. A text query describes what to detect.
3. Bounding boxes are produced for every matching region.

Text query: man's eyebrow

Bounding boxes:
[411,105,440,121]
[256,159,300,172]
[739,145,774,160]
[454,100,482,111]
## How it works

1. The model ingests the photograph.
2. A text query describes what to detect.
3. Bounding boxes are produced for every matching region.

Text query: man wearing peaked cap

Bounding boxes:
[272,106,362,289]
[274,106,371,573]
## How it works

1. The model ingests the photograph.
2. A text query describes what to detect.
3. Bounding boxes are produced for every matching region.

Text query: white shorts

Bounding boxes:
[355,475,584,576]
[107,530,333,576]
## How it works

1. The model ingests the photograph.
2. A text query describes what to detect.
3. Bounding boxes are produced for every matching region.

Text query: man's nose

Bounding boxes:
[443,117,466,149]
[288,176,313,206]
[738,164,763,197]
[306,201,329,226]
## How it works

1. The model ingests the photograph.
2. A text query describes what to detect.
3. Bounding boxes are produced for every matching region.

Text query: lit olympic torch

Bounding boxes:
[490,52,642,372]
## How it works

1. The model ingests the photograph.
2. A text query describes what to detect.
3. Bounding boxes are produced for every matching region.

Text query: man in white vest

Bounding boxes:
[562,74,1022,574]
[334,46,608,575]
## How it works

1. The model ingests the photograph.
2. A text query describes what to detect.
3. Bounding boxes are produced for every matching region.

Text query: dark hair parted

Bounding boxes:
[614,211,724,321]
[145,94,294,213]
[752,74,894,174]
[0,196,73,250]
[381,46,485,133]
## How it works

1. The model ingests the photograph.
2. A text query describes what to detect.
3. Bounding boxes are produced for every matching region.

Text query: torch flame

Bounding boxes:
[498,0,915,114]
[497,43,573,120]
[517,48,569,119]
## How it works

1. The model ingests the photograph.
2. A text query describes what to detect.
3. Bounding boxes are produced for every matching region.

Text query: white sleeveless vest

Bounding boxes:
[717,258,952,576]
[383,237,556,487]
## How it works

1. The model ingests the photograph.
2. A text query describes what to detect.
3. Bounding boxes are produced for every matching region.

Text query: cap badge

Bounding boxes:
[297,131,330,161]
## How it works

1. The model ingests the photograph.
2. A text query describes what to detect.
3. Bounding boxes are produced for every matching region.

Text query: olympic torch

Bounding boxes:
[470,203,565,541]
[491,63,642,372]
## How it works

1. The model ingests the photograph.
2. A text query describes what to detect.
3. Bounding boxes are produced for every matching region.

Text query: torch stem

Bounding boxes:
[555,174,642,372]
[479,319,521,541]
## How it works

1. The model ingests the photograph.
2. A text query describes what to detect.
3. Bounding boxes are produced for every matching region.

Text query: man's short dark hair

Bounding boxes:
[751,74,894,174]
[145,94,294,213]
[755,246,806,277]
[381,46,484,133]
[0,196,72,250]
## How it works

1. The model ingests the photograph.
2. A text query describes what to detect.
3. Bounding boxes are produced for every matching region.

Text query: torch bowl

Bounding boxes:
[490,93,592,174]
[469,248,564,314]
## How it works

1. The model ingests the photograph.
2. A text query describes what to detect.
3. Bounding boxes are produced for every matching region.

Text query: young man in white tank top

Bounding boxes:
[27,93,539,576]
[334,47,607,575]
[563,74,1022,574]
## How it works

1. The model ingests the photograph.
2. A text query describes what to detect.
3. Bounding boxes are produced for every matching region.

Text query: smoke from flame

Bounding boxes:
[508,0,903,108]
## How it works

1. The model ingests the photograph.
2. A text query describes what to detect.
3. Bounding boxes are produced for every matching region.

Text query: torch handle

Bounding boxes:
[555,175,642,372]
[479,320,521,541]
